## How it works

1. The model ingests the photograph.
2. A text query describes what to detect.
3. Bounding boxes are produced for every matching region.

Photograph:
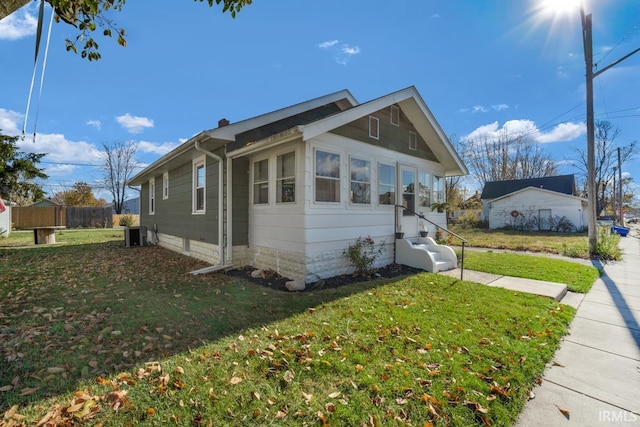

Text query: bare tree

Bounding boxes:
[101,141,139,214]
[568,120,637,216]
[461,127,557,188]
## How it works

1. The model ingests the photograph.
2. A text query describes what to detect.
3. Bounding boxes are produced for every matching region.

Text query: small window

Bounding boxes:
[277,152,295,203]
[433,175,444,204]
[148,178,155,215]
[315,149,340,203]
[253,158,269,204]
[418,171,431,208]
[162,172,169,200]
[193,157,206,213]
[369,116,379,140]
[378,163,395,205]
[390,105,399,126]
[350,157,371,204]
[409,131,417,150]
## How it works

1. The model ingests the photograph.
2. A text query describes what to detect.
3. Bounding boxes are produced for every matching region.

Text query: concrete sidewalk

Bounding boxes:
[515,226,640,426]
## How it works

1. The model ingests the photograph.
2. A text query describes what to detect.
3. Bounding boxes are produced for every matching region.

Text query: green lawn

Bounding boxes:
[0,229,583,425]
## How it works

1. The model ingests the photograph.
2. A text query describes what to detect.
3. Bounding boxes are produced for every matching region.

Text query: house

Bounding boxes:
[0,196,10,236]
[31,199,62,207]
[129,86,467,283]
[121,197,140,214]
[481,175,588,231]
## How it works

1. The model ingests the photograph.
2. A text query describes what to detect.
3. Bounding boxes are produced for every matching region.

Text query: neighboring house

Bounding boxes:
[0,197,10,236]
[481,175,588,231]
[129,86,467,283]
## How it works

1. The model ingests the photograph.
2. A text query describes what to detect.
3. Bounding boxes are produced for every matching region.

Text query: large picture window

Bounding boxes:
[378,163,395,205]
[276,152,295,203]
[315,150,340,203]
[193,157,205,213]
[350,157,371,204]
[253,158,269,204]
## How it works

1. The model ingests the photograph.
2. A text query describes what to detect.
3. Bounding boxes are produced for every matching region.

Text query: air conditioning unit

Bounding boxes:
[124,226,147,247]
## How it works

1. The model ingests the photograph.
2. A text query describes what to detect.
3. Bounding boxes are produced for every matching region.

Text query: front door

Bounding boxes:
[539,209,552,231]
[399,165,418,237]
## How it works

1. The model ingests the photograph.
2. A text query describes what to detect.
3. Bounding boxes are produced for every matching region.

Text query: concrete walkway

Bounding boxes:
[515,226,640,426]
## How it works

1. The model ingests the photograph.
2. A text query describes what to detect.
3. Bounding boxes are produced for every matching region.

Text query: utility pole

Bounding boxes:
[581,8,597,254]
[580,4,640,254]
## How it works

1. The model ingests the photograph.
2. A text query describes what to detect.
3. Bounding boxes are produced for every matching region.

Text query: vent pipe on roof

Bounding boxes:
[218,118,230,128]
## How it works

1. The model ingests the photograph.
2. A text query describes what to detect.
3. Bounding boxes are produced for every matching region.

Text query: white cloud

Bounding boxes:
[318,39,361,65]
[137,140,179,156]
[86,119,101,129]
[116,113,154,134]
[318,40,338,49]
[0,108,23,134]
[492,104,509,111]
[472,105,488,113]
[462,119,585,144]
[0,4,38,40]
[535,122,585,143]
[429,14,441,20]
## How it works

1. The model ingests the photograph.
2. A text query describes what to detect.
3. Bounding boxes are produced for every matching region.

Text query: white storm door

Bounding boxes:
[399,165,418,237]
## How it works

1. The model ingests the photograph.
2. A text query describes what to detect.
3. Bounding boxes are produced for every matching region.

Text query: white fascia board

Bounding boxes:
[204,89,358,141]
[489,186,587,205]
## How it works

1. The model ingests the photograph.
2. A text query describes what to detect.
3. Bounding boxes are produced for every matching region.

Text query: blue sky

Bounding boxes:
[1,0,639,203]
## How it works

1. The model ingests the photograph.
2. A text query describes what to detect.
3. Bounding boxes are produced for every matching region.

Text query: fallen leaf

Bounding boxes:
[556,405,570,419]
[229,377,243,385]
[19,387,40,396]
[47,367,65,374]
[0,385,13,392]
[552,361,565,367]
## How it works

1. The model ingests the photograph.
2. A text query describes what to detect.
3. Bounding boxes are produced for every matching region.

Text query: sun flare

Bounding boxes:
[540,0,582,16]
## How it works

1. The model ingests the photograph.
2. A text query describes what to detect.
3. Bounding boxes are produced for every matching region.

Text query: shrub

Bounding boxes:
[592,226,622,260]
[119,214,135,227]
[551,215,575,233]
[456,210,480,229]
[343,236,384,278]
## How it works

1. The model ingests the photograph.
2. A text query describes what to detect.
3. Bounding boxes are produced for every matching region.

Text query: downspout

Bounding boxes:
[193,135,227,271]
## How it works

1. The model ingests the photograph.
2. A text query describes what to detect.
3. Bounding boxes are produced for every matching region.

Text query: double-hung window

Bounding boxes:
[350,157,371,204]
[315,150,340,203]
[253,159,269,204]
[162,172,169,200]
[193,157,206,213]
[433,175,444,203]
[418,172,431,208]
[378,163,395,205]
[276,152,295,203]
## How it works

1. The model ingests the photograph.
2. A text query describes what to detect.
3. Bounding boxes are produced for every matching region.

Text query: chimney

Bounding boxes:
[218,118,230,128]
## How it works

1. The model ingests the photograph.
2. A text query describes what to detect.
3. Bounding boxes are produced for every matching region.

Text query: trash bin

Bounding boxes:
[611,225,630,237]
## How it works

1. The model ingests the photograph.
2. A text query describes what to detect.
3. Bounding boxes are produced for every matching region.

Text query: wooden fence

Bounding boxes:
[12,206,113,229]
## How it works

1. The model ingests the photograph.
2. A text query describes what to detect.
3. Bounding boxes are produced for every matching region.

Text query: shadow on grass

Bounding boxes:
[0,238,405,411]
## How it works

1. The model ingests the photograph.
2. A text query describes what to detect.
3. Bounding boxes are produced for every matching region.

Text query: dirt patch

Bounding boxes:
[225,264,424,292]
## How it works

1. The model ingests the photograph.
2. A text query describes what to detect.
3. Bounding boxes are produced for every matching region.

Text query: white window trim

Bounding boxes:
[369,116,379,140]
[409,131,417,151]
[276,151,296,204]
[162,171,169,200]
[377,161,396,208]
[148,178,155,215]
[349,155,372,206]
[390,105,400,126]
[314,148,341,205]
[193,155,206,214]
[252,157,270,206]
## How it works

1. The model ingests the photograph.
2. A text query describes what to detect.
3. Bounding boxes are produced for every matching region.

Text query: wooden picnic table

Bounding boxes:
[25,226,66,244]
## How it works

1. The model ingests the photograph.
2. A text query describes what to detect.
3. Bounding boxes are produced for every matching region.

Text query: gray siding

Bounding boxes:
[330,105,438,161]
[140,156,219,244]
[231,157,249,245]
